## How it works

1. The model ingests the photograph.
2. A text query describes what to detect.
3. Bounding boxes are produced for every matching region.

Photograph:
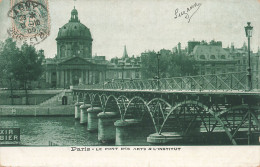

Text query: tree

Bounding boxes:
[0,38,20,104]
[11,43,44,104]
[169,52,198,77]
[0,38,19,86]
[0,38,45,105]
[141,50,198,79]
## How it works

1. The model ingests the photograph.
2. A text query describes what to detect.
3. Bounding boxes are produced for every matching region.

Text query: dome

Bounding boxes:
[56,22,92,40]
[56,8,92,41]
[71,8,78,15]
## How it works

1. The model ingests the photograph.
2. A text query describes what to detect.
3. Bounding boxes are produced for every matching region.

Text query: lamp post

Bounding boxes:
[244,22,253,145]
[156,51,161,90]
[244,22,253,91]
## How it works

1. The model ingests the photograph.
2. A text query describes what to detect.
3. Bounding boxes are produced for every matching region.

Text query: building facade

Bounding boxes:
[190,44,237,75]
[44,7,107,88]
[44,8,259,89]
[106,46,142,81]
[188,40,260,76]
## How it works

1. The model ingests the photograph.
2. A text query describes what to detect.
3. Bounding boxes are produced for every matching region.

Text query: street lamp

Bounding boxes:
[244,22,253,91]
[244,22,253,145]
[156,51,161,90]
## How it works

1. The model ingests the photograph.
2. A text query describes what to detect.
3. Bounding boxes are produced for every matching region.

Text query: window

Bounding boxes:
[210,55,216,59]
[126,71,131,78]
[221,55,226,59]
[200,55,205,59]
[135,70,140,78]
[60,45,66,58]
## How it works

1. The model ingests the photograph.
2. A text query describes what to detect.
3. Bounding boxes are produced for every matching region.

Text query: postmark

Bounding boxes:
[7,0,51,45]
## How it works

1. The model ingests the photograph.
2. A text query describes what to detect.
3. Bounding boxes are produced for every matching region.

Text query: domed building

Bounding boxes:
[45,7,107,88]
[56,8,93,59]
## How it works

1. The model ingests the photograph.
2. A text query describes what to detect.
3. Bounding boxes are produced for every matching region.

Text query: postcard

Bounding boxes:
[0,0,259,166]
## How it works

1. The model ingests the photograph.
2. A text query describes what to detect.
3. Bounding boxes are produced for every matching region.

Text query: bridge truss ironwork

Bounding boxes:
[77,71,260,91]
[72,71,260,145]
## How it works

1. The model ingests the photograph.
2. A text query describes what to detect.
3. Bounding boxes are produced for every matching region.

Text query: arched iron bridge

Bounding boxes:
[72,71,260,145]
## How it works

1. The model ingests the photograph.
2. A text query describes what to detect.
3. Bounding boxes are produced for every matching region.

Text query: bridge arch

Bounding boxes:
[124,96,158,133]
[160,100,237,145]
[91,93,103,107]
[214,105,260,144]
[98,93,108,110]
[147,98,172,107]
[83,92,91,104]
[104,95,122,119]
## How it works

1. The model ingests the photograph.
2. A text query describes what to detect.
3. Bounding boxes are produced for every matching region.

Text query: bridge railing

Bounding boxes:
[75,71,260,91]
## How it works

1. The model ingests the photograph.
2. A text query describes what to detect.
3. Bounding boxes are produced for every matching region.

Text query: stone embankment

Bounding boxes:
[0,105,74,116]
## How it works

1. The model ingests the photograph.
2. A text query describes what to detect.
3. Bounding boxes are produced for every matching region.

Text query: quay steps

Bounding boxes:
[39,90,72,106]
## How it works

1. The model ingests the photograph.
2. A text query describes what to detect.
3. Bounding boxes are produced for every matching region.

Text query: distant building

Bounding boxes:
[188,41,200,54]
[225,43,260,83]
[44,7,107,88]
[189,40,260,77]
[190,44,237,75]
[106,46,141,81]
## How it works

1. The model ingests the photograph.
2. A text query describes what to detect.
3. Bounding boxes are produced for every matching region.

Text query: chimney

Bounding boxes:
[231,43,234,52]
[178,42,181,54]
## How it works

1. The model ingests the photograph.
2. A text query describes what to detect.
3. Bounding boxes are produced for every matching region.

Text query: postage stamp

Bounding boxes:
[7,0,50,45]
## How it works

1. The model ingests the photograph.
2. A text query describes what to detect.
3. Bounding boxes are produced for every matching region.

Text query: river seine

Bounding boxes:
[0,116,150,146]
[1,116,255,146]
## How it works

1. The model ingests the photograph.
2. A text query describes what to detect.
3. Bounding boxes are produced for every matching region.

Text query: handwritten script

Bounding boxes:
[174,2,202,23]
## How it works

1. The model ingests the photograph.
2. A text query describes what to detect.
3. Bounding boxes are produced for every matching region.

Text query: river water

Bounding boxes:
[0,116,151,146]
[1,116,255,146]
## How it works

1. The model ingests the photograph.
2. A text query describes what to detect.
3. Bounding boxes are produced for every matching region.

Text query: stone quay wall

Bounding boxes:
[0,89,63,105]
[0,105,74,116]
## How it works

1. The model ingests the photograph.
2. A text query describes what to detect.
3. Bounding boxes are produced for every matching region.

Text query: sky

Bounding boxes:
[0,0,260,59]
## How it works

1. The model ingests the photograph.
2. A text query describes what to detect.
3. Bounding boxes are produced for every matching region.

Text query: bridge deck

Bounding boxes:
[73,88,260,96]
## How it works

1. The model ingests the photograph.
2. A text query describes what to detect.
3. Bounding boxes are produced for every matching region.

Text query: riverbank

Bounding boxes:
[0,89,64,105]
[0,105,74,116]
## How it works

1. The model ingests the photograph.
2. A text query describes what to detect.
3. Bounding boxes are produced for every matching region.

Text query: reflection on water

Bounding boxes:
[0,116,104,146]
[0,116,153,146]
[1,116,251,146]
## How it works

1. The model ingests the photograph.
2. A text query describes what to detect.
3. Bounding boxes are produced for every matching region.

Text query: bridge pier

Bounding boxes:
[72,80,260,146]
[114,119,142,146]
[87,107,102,132]
[74,102,83,120]
[97,112,119,143]
[80,104,91,124]
[147,132,183,144]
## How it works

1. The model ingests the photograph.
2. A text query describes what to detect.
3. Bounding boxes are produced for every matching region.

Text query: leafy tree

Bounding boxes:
[11,43,44,104]
[0,38,45,105]
[141,50,197,79]
[0,38,20,104]
[0,38,19,88]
